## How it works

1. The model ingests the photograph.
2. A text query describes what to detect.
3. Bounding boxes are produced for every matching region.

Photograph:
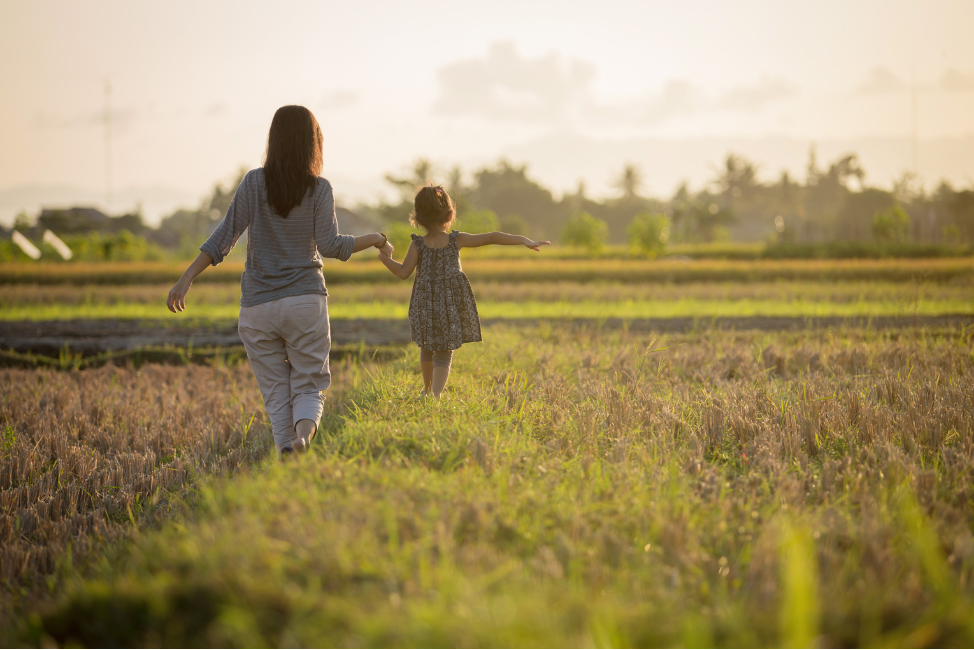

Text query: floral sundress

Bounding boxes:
[408,231,482,351]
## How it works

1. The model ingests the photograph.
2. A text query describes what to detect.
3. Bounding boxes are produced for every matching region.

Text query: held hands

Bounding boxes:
[524,238,551,252]
[373,232,395,257]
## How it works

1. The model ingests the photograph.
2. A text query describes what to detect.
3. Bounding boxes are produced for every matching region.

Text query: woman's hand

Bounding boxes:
[167,278,192,313]
[166,251,213,313]
[379,241,394,257]
[524,238,551,252]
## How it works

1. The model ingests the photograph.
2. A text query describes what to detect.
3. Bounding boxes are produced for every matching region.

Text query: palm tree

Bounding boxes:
[385,158,434,200]
[446,166,464,195]
[713,154,759,209]
[614,164,644,200]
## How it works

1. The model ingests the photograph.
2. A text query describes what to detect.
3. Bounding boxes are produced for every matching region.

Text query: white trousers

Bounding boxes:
[238,294,331,451]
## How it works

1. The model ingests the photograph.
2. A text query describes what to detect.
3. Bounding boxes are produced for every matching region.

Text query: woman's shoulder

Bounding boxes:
[244,168,263,184]
[314,176,334,197]
[228,169,263,200]
[233,168,263,193]
[411,233,423,244]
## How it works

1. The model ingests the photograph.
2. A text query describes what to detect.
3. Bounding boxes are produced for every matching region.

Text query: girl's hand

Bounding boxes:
[524,238,551,252]
[379,241,394,257]
[167,278,192,313]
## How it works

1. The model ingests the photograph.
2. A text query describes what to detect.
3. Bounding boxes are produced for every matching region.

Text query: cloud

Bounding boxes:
[716,76,797,111]
[598,78,793,126]
[857,66,905,93]
[636,80,704,124]
[942,68,974,91]
[203,102,229,117]
[319,90,358,111]
[434,42,796,127]
[433,41,595,122]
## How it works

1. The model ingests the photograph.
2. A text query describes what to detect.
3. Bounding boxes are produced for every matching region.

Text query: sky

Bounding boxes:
[1,0,973,226]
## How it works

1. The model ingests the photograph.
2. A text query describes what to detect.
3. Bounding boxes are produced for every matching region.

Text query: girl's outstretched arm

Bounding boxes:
[378,241,419,280]
[456,232,551,251]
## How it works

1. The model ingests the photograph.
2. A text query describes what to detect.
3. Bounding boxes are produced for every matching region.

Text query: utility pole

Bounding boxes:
[910,64,918,175]
[104,79,112,207]
[909,0,919,177]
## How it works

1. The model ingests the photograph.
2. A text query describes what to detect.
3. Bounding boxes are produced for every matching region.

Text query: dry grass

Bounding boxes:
[11,325,974,646]
[0,350,376,626]
[0,362,277,623]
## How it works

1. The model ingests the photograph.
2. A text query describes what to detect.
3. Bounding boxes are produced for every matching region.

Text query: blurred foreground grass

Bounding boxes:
[11,325,974,647]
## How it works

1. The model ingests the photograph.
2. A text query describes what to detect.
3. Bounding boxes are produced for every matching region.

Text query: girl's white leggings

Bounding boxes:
[238,293,331,451]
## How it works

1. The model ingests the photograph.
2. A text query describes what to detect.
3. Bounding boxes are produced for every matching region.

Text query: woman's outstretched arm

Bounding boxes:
[456,232,551,251]
[378,241,419,280]
[167,251,214,313]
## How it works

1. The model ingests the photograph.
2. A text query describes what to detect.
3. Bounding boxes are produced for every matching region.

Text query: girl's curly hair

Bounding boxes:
[411,184,455,232]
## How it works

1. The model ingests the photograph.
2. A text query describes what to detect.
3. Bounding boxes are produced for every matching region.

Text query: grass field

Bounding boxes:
[4,297,971,322]
[4,324,974,646]
[3,257,974,286]
[2,277,973,322]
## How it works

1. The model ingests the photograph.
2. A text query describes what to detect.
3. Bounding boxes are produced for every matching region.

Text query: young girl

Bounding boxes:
[377,185,550,397]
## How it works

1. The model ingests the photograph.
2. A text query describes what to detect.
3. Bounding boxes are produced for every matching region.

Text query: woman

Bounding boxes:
[167,105,392,457]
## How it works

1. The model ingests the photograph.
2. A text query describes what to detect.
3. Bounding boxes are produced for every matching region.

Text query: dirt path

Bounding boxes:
[2,315,971,357]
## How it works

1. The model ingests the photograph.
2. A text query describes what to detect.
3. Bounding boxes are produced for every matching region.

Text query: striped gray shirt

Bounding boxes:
[200,168,355,308]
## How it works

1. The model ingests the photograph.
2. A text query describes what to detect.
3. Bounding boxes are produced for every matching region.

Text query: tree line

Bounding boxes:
[4,150,973,262]
[361,151,974,250]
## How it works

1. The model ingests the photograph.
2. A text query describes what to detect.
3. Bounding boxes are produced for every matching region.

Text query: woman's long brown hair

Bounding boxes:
[263,105,323,218]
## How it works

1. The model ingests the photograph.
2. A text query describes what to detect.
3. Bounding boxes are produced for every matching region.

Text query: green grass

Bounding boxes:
[2,296,970,322]
[5,278,972,319]
[3,257,974,286]
[14,325,974,647]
